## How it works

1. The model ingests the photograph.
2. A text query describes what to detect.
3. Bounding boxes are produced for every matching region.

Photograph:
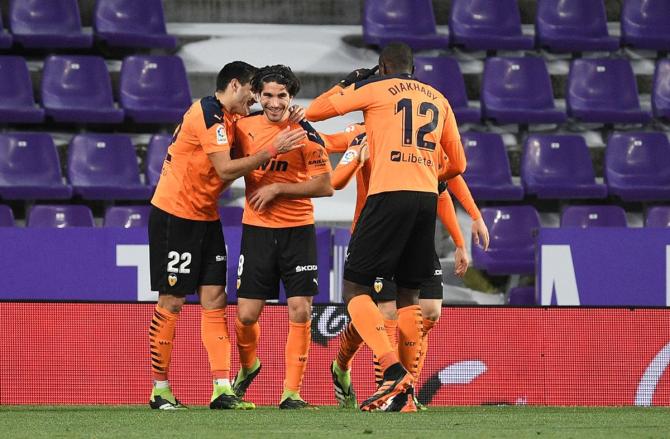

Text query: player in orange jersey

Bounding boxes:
[322,123,489,410]
[148,61,307,410]
[229,65,333,409]
[306,42,467,411]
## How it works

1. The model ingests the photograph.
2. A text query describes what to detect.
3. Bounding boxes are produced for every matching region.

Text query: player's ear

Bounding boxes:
[229,78,240,93]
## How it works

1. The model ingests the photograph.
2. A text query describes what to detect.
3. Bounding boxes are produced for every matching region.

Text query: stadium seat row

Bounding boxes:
[0,205,244,228]
[464,132,670,202]
[1,131,669,203]
[365,0,670,53]
[0,0,175,50]
[472,205,670,275]
[415,56,670,125]
[0,55,190,125]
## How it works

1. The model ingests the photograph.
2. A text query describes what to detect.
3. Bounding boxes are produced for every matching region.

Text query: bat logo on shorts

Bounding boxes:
[168,273,178,287]
[374,277,384,293]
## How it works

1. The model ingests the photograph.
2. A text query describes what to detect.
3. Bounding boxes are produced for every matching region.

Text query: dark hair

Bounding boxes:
[379,42,414,74]
[216,61,258,91]
[251,65,301,97]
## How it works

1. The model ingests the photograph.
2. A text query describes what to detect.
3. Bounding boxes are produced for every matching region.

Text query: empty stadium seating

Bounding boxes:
[621,0,670,51]
[120,56,191,124]
[28,205,95,228]
[535,0,619,53]
[0,133,72,200]
[449,0,533,51]
[605,132,670,201]
[561,205,628,227]
[146,134,172,188]
[461,132,524,200]
[9,0,93,48]
[481,57,566,124]
[0,14,13,49]
[362,0,448,50]
[0,205,14,227]
[567,58,651,124]
[67,134,152,201]
[104,206,152,228]
[646,206,670,228]
[522,134,607,199]
[653,59,670,120]
[41,56,124,124]
[0,56,44,123]
[414,56,480,124]
[472,206,540,275]
[94,0,177,49]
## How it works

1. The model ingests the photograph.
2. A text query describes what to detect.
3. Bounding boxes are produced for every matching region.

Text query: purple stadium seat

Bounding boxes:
[449,0,534,51]
[561,205,627,227]
[146,134,172,187]
[120,56,192,124]
[0,56,44,123]
[362,0,448,50]
[414,57,480,124]
[42,56,124,124]
[522,134,607,199]
[481,57,566,125]
[0,133,72,200]
[68,134,152,201]
[567,58,651,124]
[461,132,523,200]
[471,206,540,275]
[219,206,244,227]
[653,59,670,120]
[621,0,670,51]
[104,205,151,228]
[0,205,14,227]
[9,0,93,48]
[508,287,536,305]
[536,0,619,53]
[605,132,670,201]
[646,207,670,228]
[0,14,13,49]
[94,0,177,49]
[28,205,94,228]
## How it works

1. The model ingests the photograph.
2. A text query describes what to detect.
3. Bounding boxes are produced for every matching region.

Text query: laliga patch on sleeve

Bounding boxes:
[339,148,358,165]
[216,125,228,145]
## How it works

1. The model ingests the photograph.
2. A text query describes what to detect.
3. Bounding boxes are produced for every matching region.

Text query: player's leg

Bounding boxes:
[232,225,279,399]
[332,321,362,408]
[147,207,201,410]
[373,298,399,388]
[278,225,319,409]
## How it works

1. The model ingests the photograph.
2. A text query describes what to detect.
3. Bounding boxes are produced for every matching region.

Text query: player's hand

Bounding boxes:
[472,217,490,251]
[339,66,379,87]
[288,105,305,123]
[454,246,469,278]
[358,136,369,163]
[249,183,280,212]
[269,127,306,156]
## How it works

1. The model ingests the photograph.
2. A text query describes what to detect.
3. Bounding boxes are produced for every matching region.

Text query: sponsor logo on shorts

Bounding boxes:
[215,255,226,262]
[374,277,384,293]
[434,269,443,276]
[296,265,317,272]
[168,273,178,287]
[390,150,433,167]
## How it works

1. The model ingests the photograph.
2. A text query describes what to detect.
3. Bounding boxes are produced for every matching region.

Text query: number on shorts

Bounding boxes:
[237,254,245,277]
[167,251,192,274]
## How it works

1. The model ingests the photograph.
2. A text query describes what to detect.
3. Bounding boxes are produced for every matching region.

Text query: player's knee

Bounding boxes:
[288,300,312,323]
[158,295,185,313]
[377,300,397,320]
[237,313,259,326]
[423,309,440,322]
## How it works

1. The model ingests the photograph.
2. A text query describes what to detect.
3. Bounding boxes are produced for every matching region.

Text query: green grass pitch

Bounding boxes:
[0,406,669,438]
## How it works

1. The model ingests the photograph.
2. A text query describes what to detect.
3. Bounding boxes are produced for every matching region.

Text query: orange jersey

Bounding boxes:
[235,115,331,228]
[151,96,236,221]
[307,77,466,196]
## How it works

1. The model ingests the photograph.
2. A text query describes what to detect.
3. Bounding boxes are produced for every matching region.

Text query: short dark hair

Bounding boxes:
[379,42,414,74]
[251,65,301,97]
[216,61,258,91]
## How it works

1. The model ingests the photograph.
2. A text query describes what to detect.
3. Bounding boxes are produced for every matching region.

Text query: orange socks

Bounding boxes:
[336,322,363,371]
[235,317,260,370]
[201,308,231,380]
[373,318,398,386]
[397,305,423,378]
[284,320,311,392]
[347,295,398,372]
[416,318,437,380]
[149,305,178,381]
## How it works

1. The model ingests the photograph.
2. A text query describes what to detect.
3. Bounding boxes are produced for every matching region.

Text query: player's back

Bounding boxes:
[330,74,459,196]
[152,97,236,221]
